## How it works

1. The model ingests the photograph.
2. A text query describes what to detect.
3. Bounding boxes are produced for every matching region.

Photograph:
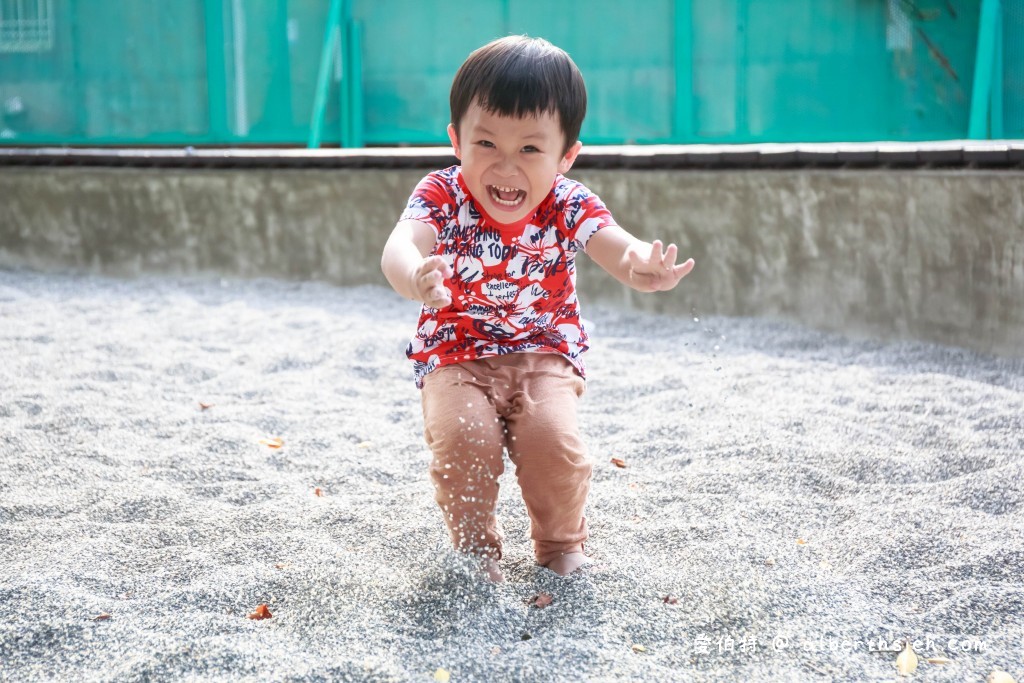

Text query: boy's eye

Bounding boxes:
[522,145,540,153]
[476,140,495,148]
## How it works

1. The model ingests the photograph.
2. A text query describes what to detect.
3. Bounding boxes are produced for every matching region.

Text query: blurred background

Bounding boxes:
[0,0,1019,147]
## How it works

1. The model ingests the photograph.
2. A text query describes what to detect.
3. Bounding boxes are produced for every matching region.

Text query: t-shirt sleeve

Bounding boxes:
[562,182,618,252]
[398,171,455,237]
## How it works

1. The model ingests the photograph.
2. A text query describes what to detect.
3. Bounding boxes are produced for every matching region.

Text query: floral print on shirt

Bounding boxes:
[399,166,617,388]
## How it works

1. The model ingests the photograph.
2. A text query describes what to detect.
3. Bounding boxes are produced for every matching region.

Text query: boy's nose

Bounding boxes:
[493,156,517,177]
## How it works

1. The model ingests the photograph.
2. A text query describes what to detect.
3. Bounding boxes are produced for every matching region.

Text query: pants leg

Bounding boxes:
[421,363,507,559]
[501,355,592,567]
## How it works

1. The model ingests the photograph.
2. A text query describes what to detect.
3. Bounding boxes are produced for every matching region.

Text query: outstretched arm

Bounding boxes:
[586,225,695,293]
[381,219,453,308]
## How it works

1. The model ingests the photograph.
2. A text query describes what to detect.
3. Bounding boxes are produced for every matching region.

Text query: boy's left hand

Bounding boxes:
[627,240,695,292]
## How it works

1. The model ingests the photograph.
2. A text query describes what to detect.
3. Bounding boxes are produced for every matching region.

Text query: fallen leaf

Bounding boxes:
[314,487,323,497]
[896,639,918,676]
[926,656,952,665]
[274,563,289,570]
[92,613,111,621]
[247,604,273,620]
[433,668,450,683]
[662,595,679,605]
[259,437,284,449]
[198,402,214,410]
[530,592,553,608]
[764,557,776,566]
[796,538,808,545]
[610,458,628,468]
[631,643,648,653]
[987,672,1017,683]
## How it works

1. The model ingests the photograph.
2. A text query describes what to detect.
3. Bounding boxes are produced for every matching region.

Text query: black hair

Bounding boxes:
[449,35,587,154]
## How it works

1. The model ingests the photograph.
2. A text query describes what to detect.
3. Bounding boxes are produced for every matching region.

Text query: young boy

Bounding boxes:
[381,35,694,582]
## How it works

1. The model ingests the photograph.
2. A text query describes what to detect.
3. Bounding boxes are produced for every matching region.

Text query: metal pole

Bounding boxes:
[204,0,230,141]
[735,0,749,140]
[991,4,1004,138]
[231,0,249,137]
[673,0,694,142]
[308,0,343,149]
[968,0,1000,139]
[347,19,364,148]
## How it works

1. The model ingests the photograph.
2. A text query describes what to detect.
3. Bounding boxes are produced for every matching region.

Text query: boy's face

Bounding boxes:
[448,101,582,226]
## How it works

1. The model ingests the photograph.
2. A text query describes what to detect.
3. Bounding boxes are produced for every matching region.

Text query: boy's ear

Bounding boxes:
[447,123,462,159]
[558,141,583,174]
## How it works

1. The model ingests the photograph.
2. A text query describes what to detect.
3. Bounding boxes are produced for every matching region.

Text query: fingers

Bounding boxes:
[423,254,453,278]
[651,240,665,266]
[653,242,693,276]
[673,257,696,280]
[414,256,452,308]
[663,243,679,270]
[630,241,665,271]
[634,240,679,271]
[628,238,695,292]
[421,271,449,307]
[425,289,451,308]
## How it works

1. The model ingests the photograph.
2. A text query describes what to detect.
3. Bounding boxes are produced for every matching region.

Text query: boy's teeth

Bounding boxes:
[490,185,524,206]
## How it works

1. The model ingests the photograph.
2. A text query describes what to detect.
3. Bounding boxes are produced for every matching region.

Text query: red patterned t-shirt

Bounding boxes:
[399,166,617,388]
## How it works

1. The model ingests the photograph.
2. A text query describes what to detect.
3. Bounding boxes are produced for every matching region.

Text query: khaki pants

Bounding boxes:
[420,353,592,566]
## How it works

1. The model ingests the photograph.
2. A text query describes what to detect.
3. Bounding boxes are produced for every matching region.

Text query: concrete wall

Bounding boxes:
[1,166,1022,357]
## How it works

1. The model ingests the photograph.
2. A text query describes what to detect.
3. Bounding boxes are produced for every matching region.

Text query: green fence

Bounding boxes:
[0,0,1019,146]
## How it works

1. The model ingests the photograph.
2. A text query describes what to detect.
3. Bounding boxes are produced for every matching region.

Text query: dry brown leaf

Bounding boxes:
[92,613,111,621]
[314,487,323,497]
[273,563,289,570]
[631,643,648,653]
[895,640,918,676]
[198,402,214,410]
[796,538,808,545]
[926,656,952,665]
[610,458,628,468]
[530,592,553,608]
[259,437,284,449]
[987,672,1017,683]
[247,604,273,620]
[662,595,679,605]
[433,668,451,683]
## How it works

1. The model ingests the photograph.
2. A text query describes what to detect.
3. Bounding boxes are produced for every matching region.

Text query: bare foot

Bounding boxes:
[480,557,505,583]
[545,552,592,576]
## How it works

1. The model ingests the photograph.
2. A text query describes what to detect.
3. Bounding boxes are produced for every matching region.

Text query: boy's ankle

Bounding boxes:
[545,552,591,576]
[480,557,505,583]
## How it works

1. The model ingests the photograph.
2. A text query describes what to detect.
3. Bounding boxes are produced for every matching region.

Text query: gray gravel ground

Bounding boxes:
[1,267,1023,682]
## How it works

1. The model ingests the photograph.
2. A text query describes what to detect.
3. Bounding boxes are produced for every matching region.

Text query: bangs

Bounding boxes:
[475,50,574,122]
[450,36,587,152]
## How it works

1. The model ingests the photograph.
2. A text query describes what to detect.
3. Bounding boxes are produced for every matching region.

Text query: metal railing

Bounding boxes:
[0,0,1018,147]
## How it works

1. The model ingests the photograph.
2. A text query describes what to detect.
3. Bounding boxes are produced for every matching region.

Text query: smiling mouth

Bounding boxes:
[488,185,526,209]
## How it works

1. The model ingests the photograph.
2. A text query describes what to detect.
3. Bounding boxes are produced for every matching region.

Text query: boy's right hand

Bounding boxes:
[411,255,454,309]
